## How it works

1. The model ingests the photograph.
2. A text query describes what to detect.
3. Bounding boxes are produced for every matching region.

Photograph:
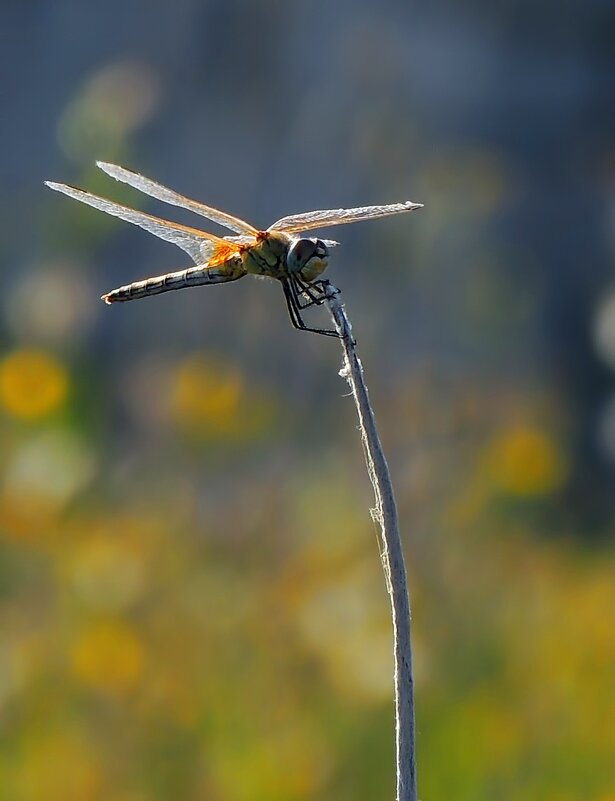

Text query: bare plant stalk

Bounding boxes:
[324,284,417,801]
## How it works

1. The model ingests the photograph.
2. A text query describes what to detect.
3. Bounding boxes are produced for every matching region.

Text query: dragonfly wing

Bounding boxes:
[268,201,423,234]
[45,181,235,263]
[97,162,259,236]
[224,234,260,245]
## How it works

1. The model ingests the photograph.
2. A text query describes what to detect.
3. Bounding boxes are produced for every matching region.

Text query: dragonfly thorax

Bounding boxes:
[287,237,329,282]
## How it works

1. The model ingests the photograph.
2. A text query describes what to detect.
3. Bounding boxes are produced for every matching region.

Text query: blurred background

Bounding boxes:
[1,1,613,799]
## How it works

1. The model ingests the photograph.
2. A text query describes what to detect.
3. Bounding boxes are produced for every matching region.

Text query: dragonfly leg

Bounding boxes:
[291,276,324,309]
[291,277,337,309]
[281,279,341,338]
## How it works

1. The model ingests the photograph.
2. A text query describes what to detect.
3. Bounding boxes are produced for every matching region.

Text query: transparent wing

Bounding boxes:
[97,162,259,236]
[269,201,423,234]
[224,234,260,245]
[45,181,239,264]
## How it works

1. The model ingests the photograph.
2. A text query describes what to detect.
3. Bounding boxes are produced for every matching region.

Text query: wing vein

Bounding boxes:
[44,181,233,263]
[269,201,423,233]
[97,162,258,236]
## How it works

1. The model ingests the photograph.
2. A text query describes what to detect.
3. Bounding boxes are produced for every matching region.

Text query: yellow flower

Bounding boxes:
[484,424,567,496]
[0,348,68,419]
[71,619,144,694]
[171,354,243,436]
[11,731,102,801]
[170,352,278,441]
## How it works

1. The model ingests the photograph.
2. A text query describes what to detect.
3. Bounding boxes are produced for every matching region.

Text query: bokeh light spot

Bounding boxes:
[71,619,144,694]
[593,289,615,370]
[173,354,242,429]
[67,536,146,610]
[1,429,95,530]
[12,731,102,801]
[4,262,94,347]
[485,425,567,496]
[58,60,160,162]
[0,348,68,420]
[170,352,276,442]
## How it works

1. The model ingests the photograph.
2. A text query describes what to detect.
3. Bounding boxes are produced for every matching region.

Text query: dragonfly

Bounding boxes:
[45,162,422,338]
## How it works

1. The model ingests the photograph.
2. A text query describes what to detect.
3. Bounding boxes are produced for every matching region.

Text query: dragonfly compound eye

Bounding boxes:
[288,237,329,281]
[314,239,329,259]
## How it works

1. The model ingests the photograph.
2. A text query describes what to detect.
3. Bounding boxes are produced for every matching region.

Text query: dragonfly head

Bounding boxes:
[287,237,329,282]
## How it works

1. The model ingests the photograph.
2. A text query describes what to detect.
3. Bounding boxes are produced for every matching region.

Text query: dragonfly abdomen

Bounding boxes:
[102,260,246,304]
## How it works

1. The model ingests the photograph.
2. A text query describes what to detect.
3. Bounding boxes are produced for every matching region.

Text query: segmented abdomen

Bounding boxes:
[102,258,246,303]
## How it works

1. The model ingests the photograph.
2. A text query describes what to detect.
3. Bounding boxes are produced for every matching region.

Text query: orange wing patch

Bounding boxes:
[207,241,243,268]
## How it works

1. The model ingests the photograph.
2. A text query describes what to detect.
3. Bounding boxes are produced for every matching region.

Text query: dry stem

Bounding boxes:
[324,284,417,801]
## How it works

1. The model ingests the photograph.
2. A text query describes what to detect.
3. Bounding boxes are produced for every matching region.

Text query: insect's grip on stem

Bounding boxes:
[280,278,341,338]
